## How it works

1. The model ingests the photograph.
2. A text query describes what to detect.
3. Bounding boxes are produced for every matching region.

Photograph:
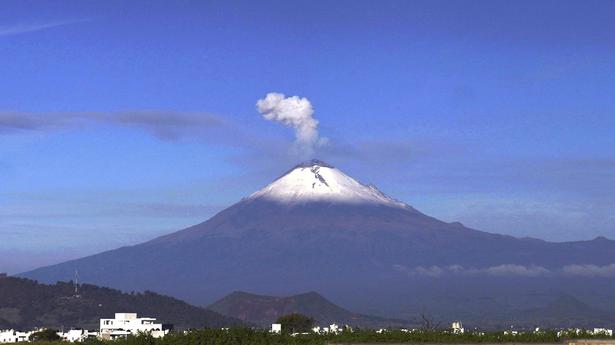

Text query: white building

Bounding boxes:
[313,323,346,334]
[592,328,613,336]
[270,324,281,334]
[57,329,98,342]
[329,324,340,334]
[451,321,464,334]
[557,328,583,337]
[0,330,32,343]
[99,313,170,340]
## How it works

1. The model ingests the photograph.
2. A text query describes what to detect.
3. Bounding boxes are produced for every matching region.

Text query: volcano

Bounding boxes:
[21,160,615,326]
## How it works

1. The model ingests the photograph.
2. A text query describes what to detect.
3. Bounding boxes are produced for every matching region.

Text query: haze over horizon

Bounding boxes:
[2,0,615,274]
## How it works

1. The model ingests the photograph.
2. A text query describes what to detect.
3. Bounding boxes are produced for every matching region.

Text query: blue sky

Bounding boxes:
[1,0,614,273]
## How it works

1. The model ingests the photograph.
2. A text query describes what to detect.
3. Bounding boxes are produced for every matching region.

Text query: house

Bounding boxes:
[270,324,281,334]
[451,321,464,334]
[99,313,171,339]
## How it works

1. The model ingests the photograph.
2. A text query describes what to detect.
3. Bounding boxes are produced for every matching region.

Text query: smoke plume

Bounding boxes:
[256,92,326,157]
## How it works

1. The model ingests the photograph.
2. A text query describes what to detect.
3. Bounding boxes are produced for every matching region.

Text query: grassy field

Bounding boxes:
[26,328,615,345]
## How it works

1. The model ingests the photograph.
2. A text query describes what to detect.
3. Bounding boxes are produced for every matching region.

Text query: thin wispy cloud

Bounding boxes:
[394,263,615,278]
[0,109,334,163]
[0,111,225,140]
[0,19,86,37]
[403,264,551,277]
[561,263,615,278]
[0,110,282,156]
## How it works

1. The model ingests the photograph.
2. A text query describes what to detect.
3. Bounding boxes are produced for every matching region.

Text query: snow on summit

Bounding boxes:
[249,159,408,208]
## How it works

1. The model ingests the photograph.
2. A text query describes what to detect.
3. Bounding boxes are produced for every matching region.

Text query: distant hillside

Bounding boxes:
[208,291,410,328]
[0,275,243,330]
[513,295,615,329]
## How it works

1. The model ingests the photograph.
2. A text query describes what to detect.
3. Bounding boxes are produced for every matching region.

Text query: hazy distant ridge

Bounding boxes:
[209,291,410,328]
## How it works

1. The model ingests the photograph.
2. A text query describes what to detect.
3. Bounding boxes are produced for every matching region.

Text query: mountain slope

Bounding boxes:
[208,291,409,328]
[0,275,243,330]
[513,295,615,329]
[20,160,615,325]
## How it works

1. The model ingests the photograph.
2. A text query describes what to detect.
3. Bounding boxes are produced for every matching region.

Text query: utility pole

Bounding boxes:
[74,270,81,298]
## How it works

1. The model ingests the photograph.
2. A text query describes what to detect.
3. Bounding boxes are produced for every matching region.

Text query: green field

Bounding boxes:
[28,328,615,345]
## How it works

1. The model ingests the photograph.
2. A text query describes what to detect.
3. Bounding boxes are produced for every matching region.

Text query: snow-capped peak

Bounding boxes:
[248,159,408,208]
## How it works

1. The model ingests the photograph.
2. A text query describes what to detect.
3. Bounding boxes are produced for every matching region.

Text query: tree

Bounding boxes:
[420,312,441,331]
[275,313,315,333]
[29,328,61,342]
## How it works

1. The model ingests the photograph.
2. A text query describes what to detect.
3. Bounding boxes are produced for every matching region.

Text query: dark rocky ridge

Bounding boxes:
[0,275,243,330]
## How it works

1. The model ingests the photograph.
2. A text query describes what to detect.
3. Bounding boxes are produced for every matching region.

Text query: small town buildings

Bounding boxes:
[0,312,171,343]
[0,330,32,343]
[592,328,613,336]
[99,313,171,340]
[311,323,350,334]
[57,329,98,342]
[0,328,97,343]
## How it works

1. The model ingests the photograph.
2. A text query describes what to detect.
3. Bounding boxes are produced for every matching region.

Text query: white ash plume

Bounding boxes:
[256,92,327,157]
